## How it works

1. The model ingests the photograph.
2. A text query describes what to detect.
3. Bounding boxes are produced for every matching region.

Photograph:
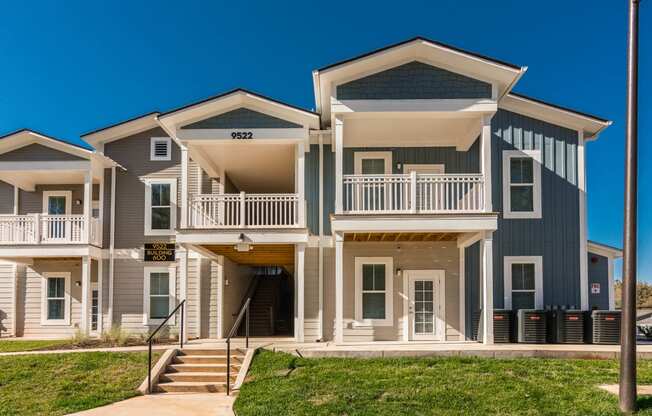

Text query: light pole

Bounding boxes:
[620,0,640,413]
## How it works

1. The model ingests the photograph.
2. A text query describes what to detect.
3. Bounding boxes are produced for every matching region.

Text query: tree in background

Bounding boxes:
[614,280,652,309]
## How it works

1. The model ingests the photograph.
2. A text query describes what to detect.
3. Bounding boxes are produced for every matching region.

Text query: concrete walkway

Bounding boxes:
[68,393,235,416]
[0,344,171,357]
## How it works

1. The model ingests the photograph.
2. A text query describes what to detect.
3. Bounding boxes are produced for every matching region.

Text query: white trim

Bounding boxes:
[334,116,343,214]
[144,178,177,236]
[354,256,394,326]
[331,98,497,116]
[13,186,18,215]
[108,166,116,329]
[150,137,171,161]
[0,160,91,172]
[403,163,445,174]
[42,191,72,215]
[295,243,305,342]
[459,246,466,340]
[502,150,542,219]
[143,266,177,326]
[578,130,589,310]
[40,272,72,326]
[481,235,493,344]
[481,115,493,211]
[354,151,393,175]
[503,256,543,310]
[318,135,324,340]
[587,241,623,258]
[405,270,446,341]
[334,233,344,343]
[11,264,19,336]
[331,214,498,234]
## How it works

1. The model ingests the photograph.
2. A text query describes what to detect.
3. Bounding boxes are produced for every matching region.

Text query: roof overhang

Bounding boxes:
[313,37,526,126]
[82,112,161,147]
[588,241,623,259]
[0,130,93,159]
[500,93,612,140]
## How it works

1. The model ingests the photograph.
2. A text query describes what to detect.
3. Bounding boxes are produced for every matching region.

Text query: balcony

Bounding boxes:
[0,214,101,245]
[342,173,485,214]
[189,193,304,229]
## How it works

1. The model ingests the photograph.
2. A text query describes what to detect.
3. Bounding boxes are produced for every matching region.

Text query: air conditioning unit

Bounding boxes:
[587,310,621,344]
[549,310,585,343]
[517,309,547,343]
[493,310,512,343]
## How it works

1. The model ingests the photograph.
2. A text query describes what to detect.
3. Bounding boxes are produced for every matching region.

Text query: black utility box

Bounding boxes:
[493,310,512,343]
[586,310,621,344]
[548,309,585,343]
[517,309,547,343]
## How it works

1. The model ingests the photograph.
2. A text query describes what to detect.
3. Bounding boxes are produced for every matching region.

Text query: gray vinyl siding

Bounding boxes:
[323,145,335,235]
[305,145,320,235]
[199,258,213,338]
[0,180,14,214]
[588,252,610,310]
[464,242,481,340]
[491,109,581,309]
[336,61,492,100]
[207,261,220,338]
[18,184,85,215]
[185,257,200,339]
[181,108,301,129]
[0,143,85,161]
[0,262,15,337]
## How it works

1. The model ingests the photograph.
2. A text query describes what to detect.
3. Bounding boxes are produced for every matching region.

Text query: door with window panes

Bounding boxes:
[360,158,387,211]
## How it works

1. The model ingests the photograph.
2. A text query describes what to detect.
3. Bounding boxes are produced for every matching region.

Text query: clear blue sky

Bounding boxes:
[0,0,649,279]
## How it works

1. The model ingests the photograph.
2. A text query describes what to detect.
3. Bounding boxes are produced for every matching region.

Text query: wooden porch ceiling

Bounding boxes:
[202,244,295,267]
[344,232,459,242]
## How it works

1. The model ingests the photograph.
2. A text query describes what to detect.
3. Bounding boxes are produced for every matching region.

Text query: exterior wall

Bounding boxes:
[303,247,320,341]
[336,61,492,100]
[19,184,86,215]
[323,145,335,235]
[464,242,481,340]
[207,260,221,338]
[220,258,254,338]
[588,252,610,310]
[181,108,302,129]
[491,109,581,309]
[0,180,14,214]
[0,262,16,337]
[0,143,84,161]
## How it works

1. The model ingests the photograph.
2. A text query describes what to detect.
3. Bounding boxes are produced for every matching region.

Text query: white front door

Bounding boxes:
[407,270,445,341]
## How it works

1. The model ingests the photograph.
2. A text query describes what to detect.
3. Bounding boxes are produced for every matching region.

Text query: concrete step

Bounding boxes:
[160,372,237,383]
[156,381,228,393]
[173,355,243,365]
[179,349,244,357]
[167,363,240,373]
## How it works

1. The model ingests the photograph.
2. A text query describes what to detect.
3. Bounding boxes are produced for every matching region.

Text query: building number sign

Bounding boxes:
[231,131,254,139]
[144,243,175,262]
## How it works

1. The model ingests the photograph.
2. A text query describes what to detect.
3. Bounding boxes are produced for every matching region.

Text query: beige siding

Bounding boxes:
[186,257,200,339]
[220,258,254,338]
[19,184,86,215]
[199,258,214,338]
[207,260,221,338]
[304,248,320,341]
[0,262,16,337]
[0,180,14,214]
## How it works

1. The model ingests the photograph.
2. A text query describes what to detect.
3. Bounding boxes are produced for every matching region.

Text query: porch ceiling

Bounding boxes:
[344,232,459,242]
[202,243,294,267]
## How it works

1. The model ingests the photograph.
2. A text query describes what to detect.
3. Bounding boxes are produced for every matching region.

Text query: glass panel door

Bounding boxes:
[47,195,68,239]
[412,279,436,338]
[408,271,443,341]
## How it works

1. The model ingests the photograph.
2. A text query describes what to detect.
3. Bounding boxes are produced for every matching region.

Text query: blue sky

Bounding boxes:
[0,0,649,279]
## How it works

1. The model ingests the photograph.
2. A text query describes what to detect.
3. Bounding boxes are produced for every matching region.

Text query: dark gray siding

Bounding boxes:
[336,61,492,100]
[0,180,14,214]
[305,144,319,235]
[19,184,85,215]
[102,168,112,249]
[0,143,84,161]
[323,144,335,235]
[588,252,610,310]
[343,142,480,175]
[465,242,480,340]
[491,109,581,309]
[181,108,301,129]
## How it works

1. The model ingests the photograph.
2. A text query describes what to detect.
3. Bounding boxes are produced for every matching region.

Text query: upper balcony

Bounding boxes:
[0,214,101,245]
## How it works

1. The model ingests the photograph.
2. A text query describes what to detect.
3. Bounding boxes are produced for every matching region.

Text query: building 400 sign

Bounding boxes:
[144,243,175,262]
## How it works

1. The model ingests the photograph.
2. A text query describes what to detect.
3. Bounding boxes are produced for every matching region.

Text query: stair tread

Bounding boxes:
[158,381,228,386]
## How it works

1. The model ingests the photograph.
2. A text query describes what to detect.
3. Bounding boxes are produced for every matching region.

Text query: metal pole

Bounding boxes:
[227,340,231,396]
[147,341,152,394]
[180,302,185,350]
[620,0,639,412]
[246,304,250,349]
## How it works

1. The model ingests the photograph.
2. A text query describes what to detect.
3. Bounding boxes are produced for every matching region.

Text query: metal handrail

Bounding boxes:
[226,297,251,395]
[147,299,186,394]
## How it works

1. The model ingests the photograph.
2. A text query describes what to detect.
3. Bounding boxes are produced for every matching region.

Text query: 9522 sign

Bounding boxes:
[231,131,254,139]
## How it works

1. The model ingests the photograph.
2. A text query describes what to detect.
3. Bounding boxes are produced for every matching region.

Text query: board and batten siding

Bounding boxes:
[304,143,335,236]
[464,242,481,340]
[181,107,302,129]
[0,262,16,337]
[588,252,610,310]
[491,109,581,309]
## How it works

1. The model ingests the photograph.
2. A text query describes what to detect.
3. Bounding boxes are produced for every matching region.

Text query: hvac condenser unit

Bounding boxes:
[493,310,512,343]
[587,310,621,345]
[517,309,547,343]
[549,310,585,344]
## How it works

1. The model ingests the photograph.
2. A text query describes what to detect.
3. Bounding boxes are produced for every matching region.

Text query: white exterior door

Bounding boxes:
[407,270,445,341]
[404,164,445,211]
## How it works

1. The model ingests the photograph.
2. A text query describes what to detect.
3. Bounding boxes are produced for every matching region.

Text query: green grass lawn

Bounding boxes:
[235,350,652,416]
[0,339,72,353]
[0,351,154,415]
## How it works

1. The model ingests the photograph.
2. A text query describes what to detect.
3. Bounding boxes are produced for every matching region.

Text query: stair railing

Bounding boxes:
[146,299,186,394]
[226,297,250,396]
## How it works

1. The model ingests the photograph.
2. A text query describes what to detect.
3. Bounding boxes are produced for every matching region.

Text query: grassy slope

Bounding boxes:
[0,352,153,416]
[0,339,71,353]
[235,350,652,416]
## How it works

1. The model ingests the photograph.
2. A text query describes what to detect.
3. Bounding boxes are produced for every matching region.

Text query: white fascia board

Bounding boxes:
[175,229,310,245]
[0,160,91,171]
[588,241,623,259]
[177,128,309,142]
[82,113,161,147]
[330,215,498,233]
[0,245,94,258]
[331,98,497,115]
[0,134,93,160]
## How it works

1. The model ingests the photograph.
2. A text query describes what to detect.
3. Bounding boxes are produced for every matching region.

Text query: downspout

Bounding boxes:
[318,133,324,341]
[108,165,116,328]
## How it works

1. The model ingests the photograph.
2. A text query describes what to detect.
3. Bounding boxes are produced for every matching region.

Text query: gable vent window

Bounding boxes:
[150,137,171,161]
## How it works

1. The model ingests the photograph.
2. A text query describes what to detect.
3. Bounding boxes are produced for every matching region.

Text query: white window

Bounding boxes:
[143,266,176,325]
[42,191,72,215]
[41,272,71,325]
[502,150,542,219]
[150,137,171,161]
[504,256,543,310]
[354,257,394,326]
[144,178,177,235]
[354,151,392,175]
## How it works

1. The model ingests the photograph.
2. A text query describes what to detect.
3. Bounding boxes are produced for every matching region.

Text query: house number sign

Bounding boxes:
[231,131,254,139]
[144,243,175,262]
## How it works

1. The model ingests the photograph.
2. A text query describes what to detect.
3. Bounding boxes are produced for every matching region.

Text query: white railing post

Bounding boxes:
[410,171,418,213]
[33,213,41,243]
[239,192,246,228]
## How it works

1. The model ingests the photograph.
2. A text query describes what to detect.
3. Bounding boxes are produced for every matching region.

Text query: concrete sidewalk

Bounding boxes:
[68,393,235,416]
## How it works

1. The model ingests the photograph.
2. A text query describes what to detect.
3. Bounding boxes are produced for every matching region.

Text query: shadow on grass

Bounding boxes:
[638,396,652,412]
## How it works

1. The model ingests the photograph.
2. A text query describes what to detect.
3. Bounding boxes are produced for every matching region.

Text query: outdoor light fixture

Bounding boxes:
[74,281,81,287]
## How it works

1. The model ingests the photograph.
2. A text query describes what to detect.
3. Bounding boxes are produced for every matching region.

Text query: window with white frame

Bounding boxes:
[144,179,177,235]
[504,256,543,310]
[150,137,171,161]
[502,150,542,219]
[143,266,176,324]
[41,272,71,325]
[355,257,393,326]
[354,151,392,175]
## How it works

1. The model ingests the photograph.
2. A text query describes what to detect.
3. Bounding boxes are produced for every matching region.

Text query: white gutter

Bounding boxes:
[107,165,116,329]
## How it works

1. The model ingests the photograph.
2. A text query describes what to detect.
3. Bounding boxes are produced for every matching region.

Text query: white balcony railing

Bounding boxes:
[190,192,303,229]
[0,214,101,245]
[342,173,485,214]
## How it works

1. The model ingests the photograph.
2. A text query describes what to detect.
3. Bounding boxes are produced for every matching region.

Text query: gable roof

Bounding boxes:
[82,111,161,146]
[0,128,93,152]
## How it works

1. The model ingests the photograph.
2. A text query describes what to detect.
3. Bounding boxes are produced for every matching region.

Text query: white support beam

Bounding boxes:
[83,172,92,243]
[459,246,466,340]
[318,135,324,340]
[334,232,344,344]
[180,146,189,229]
[107,166,116,329]
[481,232,494,345]
[334,116,344,214]
[578,130,589,311]
[295,243,305,342]
[97,256,103,334]
[296,142,306,228]
[179,247,189,344]
[80,256,92,334]
[480,115,493,212]
[98,169,105,245]
[13,186,18,215]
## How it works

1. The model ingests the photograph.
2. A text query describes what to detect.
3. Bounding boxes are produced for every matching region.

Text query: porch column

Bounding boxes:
[334,116,343,214]
[295,243,305,342]
[179,247,189,344]
[180,146,189,229]
[481,232,494,345]
[13,186,18,215]
[97,256,103,334]
[480,115,493,212]
[80,255,92,334]
[296,142,306,227]
[334,232,344,343]
[83,171,92,243]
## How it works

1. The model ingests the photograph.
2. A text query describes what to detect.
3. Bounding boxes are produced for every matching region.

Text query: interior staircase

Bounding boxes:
[245,278,278,336]
[155,348,245,393]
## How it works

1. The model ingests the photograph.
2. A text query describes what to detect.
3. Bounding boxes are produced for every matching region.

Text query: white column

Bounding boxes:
[83,172,92,243]
[296,141,306,227]
[180,146,189,229]
[459,246,466,340]
[577,130,589,310]
[13,186,18,215]
[295,243,305,342]
[318,135,324,340]
[97,257,103,334]
[334,116,344,214]
[80,255,92,334]
[107,166,116,329]
[334,232,344,343]
[98,168,105,245]
[179,247,189,344]
[480,115,493,212]
[481,233,494,345]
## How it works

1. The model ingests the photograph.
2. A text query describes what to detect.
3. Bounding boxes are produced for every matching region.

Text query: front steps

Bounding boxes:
[155,348,245,394]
